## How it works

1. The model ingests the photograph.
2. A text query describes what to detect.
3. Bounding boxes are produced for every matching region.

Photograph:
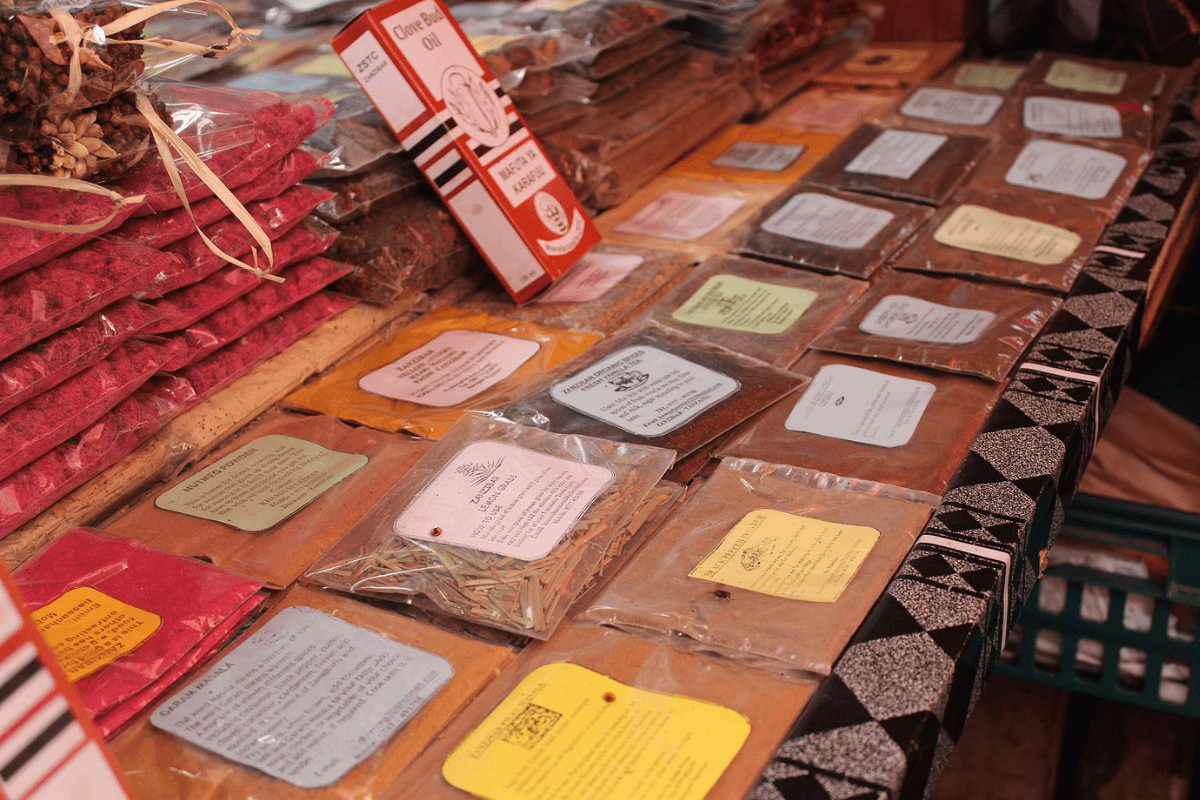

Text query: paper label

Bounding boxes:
[1023,96,1122,139]
[153,607,452,788]
[225,72,329,94]
[933,204,1082,264]
[844,129,947,179]
[393,441,614,561]
[468,33,529,55]
[614,191,747,241]
[784,98,875,129]
[952,63,1024,90]
[785,364,934,448]
[1004,139,1127,199]
[358,330,541,407]
[710,141,806,172]
[525,0,590,11]
[534,253,643,303]
[154,435,369,532]
[859,295,996,344]
[900,87,1003,126]
[340,31,425,135]
[761,192,894,249]
[1044,59,1127,95]
[689,510,880,602]
[33,588,162,682]
[488,140,557,209]
[550,346,739,436]
[442,662,749,800]
[843,48,928,73]
[671,275,817,334]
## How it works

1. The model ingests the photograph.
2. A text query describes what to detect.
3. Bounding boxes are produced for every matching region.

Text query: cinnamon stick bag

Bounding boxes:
[109,585,516,800]
[718,350,1006,496]
[102,413,433,589]
[381,620,821,800]
[283,308,600,440]
[580,458,937,674]
[810,270,1063,380]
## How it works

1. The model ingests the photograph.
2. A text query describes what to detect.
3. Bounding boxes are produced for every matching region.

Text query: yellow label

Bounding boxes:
[33,587,162,682]
[292,53,351,76]
[526,0,591,11]
[933,204,1082,265]
[844,48,928,73]
[671,275,817,334]
[953,63,1024,91]
[467,33,530,55]
[1044,60,1126,95]
[688,510,879,603]
[443,662,750,800]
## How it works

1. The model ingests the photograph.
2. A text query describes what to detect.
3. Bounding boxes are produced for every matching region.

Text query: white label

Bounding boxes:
[226,72,329,94]
[358,330,541,407]
[152,607,452,789]
[859,295,996,344]
[614,191,747,241]
[844,129,947,179]
[340,31,425,134]
[393,441,614,560]
[550,346,739,436]
[761,192,894,249]
[534,253,643,303]
[785,364,934,448]
[1004,139,1127,200]
[1023,97,1122,139]
[711,141,806,172]
[488,141,556,207]
[900,87,1003,127]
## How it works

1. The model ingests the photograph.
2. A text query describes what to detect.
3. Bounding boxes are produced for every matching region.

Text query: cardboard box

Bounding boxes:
[334,0,601,302]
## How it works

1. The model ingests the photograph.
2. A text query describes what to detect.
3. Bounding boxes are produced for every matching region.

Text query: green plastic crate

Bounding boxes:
[994,493,1200,717]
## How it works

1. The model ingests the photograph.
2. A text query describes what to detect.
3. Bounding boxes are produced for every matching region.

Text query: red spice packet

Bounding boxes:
[14,529,265,720]
[0,339,175,482]
[0,299,166,417]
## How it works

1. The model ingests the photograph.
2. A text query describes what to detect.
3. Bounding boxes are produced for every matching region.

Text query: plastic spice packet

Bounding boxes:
[303,413,674,638]
[718,350,1006,496]
[490,321,808,462]
[818,41,964,87]
[103,413,433,589]
[381,620,821,800]
[284,307,600,440]
[1017,51,1171,107]
[889,186,1111,293]
[580,458,938,674]
[759,84,904,135]
[109,584,516,799]
[640,254,870,367]
[1013,85,1155,148]
[810,270,1063,381]
[665,125,843,185]
[883,83,1010,137]
[735,184,932,279]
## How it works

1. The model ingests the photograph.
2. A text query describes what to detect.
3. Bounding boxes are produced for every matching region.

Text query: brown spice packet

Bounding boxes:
[1016,51,1173,107]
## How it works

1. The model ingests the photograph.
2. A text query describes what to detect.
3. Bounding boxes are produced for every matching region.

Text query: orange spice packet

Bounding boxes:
[666,125,843,185]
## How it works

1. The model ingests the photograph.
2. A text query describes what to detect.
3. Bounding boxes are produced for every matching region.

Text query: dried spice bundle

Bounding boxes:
[719,350,1006,495]
[581,458,938,674]
[0,299,164,417]
[304,414,674,638]
[811,270,1063,380]
[490,321,807,462]
[735,184,932,279]
[642,254,869,367]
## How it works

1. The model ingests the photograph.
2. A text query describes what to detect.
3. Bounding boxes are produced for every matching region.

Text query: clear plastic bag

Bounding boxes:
[579,458,938,674]
[568,25,687,80]
[883,83,1012,138]
[309,154,426,225]
[303,413,674,638]
[759,84,903,135]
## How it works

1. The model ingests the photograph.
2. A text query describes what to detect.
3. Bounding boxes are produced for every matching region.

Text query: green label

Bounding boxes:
[953,64,1024,91]
[671,275,817,334]
[155,435,369,532]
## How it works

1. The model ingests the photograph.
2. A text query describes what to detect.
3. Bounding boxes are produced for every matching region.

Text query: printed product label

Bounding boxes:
[154,435,369,532]
[710,141,806,172]
[784,98,874,129]
[550,346,740,436]
[614,191,747,241]
[1004,139,1127,199]
[1023,97,1122,139]
[33,588,162,682]
[152,607,453,788]
[858,295,996,344]
[340,31,425,134]
[392,441,614,560]
[843,48,928,73]
[952,63,1024,90]
[900,87,1003,126]
[488,142,557,208]
[358,330,541,407]
[442,662,750,800]
[785,364,934,448]
[383,1,489,118]
[761,192,894,249]
[844,129,947,179]
[671,275,817,334]
[468,33,529,55]
[933,204,1082,264]
[689,510,880,602]
[1044,59,1127,94]
[534,253,643,303]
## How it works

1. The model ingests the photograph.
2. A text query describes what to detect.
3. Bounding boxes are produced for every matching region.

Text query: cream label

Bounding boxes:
[859,295,996,344]
[671,275,817,334]
[615,191,747,241]
[901,87,1003,126]
[844,129,947,179]
[933,204,1083,264]
[761,192,894,249]
[1004,139,1127,200]
[952,63,1024,90]
[711,141,806,172]
[1044,59,1126,94]
[785,364,934,448]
